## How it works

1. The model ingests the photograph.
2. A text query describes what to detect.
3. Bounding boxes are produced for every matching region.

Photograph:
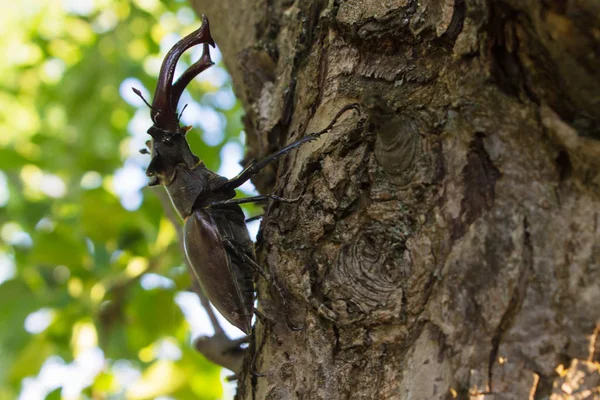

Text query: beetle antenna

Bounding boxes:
[178,103,188,122]
[132,87,160,113]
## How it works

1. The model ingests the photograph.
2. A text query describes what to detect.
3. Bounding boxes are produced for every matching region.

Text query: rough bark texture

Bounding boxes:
[190,1,600,398]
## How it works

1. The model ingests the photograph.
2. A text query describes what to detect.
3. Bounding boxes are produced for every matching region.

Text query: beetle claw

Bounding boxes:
[253,307,271,326]
[252,370,265,378]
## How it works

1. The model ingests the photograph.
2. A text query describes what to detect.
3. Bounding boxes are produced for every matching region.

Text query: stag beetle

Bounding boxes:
[134,15,359,334]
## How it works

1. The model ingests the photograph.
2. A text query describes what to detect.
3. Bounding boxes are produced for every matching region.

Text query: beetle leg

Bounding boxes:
[223,238,304,332]
[209,194,300,208]
[252,307,273,326]
[250,329,267,379]
[224,104,360,190]
[245,215,263,223]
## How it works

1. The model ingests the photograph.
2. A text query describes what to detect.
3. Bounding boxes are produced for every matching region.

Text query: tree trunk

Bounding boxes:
[190,1,600,398]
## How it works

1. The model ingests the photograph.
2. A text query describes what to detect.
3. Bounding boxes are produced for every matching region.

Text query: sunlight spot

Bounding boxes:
[7,41,43,67]
[217,142,243,177]
[40,173,66,198]
[246,219,260,242]
[208,87,236,110]
[140,273,175,290]
[113,161,147,210]
[90,283,106,304]
[127,109,153,161]
[18,351,105,399]
[176,7,195,26]
[24,308,54,334]
[110,249,124,264]
[221,368,237,400]
[80,171,102,189]
[158,12,179,34]
[68,278,84,298]
[20,165,67,199]
[46,104,67,131]
[176,99,223,145]
[67,18,95,45]
[72,321,98,356]
[41,58,66,84]
[125,257,148,277]
[174,292,213,337]
[138,345,154,363]
[126,360,184,399]
[154,338,182,361]
[18,356,64,399]
[85,238,95,255]
[18,377,46,400]
[113,359,141,389]
[93,9,118,33]
[35,217,55,233]
[126,257,148,278]
[160,32,180,54]
[188,103,225,146]
[196,65,228,87]
[143,55,162,77]
[20,164,44,199]
[134,0,160,13]
[0,171,9,207]
[0,252,16,285]
[155,218,176,252]
[1,222,33,248]
[61,0,95,16]
[62,347,105,398]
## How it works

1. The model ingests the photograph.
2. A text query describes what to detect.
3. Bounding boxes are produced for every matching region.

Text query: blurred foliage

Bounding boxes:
[0,0,252,399]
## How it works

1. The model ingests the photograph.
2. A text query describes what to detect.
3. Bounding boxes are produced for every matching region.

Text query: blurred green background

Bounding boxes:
[0,0,255,398]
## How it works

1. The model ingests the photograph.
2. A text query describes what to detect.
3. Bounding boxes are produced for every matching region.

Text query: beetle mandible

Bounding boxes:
[134,15,359,333]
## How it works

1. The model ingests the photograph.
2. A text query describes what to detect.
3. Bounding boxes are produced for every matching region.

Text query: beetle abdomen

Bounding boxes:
[184,209,253,333]
[207,207,255,317]
[184,210,253,333]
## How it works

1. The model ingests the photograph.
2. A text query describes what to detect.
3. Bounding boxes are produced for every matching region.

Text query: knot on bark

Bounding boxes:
[326,225,404,324]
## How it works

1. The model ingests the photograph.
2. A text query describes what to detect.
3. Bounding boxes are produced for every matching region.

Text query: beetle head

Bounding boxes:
[134,15,215,185]
[144,125,199,184]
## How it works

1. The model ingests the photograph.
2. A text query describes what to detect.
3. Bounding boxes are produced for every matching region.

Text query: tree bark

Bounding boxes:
[190,1,600,398]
